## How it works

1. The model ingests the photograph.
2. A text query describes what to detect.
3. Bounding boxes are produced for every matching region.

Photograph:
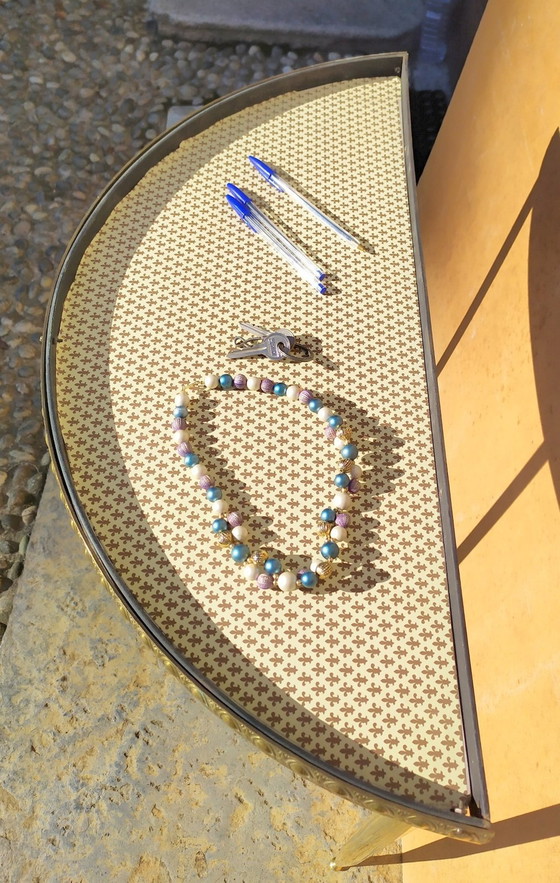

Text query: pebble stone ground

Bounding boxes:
[0,0,368,631]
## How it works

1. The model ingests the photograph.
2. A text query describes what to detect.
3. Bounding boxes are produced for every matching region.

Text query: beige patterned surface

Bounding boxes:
[55,76,471,811]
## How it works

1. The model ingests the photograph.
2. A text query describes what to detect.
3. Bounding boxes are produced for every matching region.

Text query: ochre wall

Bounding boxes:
[401,0,560,879]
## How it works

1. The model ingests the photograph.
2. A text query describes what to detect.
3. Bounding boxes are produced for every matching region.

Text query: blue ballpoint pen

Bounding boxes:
[226,195,327,294]
[248,155,363,249]
[226,183,326,281]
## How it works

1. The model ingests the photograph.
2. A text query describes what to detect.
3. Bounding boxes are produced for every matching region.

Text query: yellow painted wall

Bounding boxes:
[402,0,560,880]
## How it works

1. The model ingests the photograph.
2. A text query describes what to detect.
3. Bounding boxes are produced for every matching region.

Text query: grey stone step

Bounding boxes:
[149,0,426,49]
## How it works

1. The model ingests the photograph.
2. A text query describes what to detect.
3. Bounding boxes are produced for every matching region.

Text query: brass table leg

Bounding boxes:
[330,811,410,870]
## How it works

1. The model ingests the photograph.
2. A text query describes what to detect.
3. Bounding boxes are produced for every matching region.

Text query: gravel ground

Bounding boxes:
[0,0,445,636]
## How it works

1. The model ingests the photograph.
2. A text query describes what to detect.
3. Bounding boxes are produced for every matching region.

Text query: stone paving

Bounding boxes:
[0,469,403,881]
[0,0,379,626]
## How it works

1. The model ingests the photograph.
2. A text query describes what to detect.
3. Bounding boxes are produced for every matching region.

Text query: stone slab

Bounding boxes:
[0,470,402,881]
[149,0,425,50]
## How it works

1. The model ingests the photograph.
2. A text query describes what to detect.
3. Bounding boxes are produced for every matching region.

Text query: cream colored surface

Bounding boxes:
[401,0,560,878]
[55,75,470,810]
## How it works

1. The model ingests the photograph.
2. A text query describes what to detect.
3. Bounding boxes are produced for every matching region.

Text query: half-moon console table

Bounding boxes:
[42,53,492,868]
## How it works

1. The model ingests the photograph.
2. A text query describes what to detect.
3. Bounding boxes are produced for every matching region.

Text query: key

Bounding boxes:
[227,331,292,360]
[239,323,295,349]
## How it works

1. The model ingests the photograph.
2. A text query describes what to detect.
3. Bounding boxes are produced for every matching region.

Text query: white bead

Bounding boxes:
[286,385,302,401]
[204,374,219,389]
[332,491,351,510]
[190,463,205,479]
[247,376,261,391]
[277,571,297,591]
[243,562,260,581]
[232,525,248,542]
[330,525,347,542]
[175,392,188,406]
[212,500,228,515]
[317,406,333,422]
[174,429,189,443]
[309,560,322,573]
[350,463,362,479]
[333,436,345,450]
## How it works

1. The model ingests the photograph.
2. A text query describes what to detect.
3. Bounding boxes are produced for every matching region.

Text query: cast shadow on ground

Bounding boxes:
[352,803,560,867]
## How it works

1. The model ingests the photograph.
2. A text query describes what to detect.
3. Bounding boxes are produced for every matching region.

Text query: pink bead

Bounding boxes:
[260,378,274,393]
[199,475,212,490]
[348,478,360,494]
[176,441,192,456]
[335,512,350,527]
[227,512,243,527]
[324,425,337,441]
[298,389,313,404]
[172,417,187,431]
[233,373,247,389]
[257,573,274,590]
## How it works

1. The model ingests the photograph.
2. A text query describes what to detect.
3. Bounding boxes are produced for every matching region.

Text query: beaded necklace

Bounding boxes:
[172,372,361,591]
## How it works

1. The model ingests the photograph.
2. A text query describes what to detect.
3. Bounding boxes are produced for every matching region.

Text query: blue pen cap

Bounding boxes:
[225,194,256,231]
[248,155,284,191]
[226,183,251,205]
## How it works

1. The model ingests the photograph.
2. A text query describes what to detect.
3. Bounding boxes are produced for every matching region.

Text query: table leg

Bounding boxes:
[330,811,409,870]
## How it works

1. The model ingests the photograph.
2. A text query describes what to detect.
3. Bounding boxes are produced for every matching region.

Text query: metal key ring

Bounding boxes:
[278,341,312,362]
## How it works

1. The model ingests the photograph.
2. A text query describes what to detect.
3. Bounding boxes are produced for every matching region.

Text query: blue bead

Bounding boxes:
[273,382,287,396]
[219,373,233,389]
[334,473,350,488]
[211,518,228,533]
[231,543,250,563]
[320,507,336,522]
[321,541,340,560]
[183,453,199,467]
[299,570,318,588]
[206,487,222,502]
[328,415,342,429]
[340,443,358,460]
[264,557,282,575]
[174,406,188,418]
[308,398,322,413]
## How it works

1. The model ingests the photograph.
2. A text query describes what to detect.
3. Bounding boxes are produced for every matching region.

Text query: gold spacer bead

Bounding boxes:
[316,560,334,579]
[339,459,352,472]
[215,531,232,546]
[317,520,332,535]
[251,548,268,565]
[336,427,352,441]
